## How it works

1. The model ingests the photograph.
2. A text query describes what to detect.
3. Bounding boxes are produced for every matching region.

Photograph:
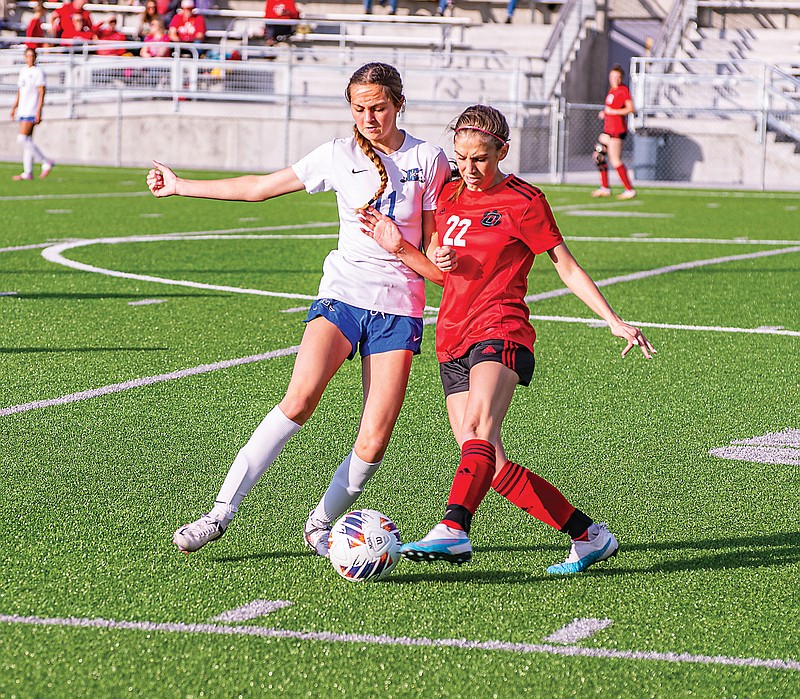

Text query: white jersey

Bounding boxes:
[292,131,450,318]
[16,65,46,118]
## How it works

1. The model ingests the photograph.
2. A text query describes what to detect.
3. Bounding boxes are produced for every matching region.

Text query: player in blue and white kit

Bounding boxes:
[147,62,453,555]
[10,47,54,181]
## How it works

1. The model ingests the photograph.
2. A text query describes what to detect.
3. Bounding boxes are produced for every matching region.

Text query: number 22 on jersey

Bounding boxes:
[442,215,471,247]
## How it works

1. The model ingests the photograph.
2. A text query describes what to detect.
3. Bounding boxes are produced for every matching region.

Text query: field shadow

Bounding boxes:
[0,346,169,354]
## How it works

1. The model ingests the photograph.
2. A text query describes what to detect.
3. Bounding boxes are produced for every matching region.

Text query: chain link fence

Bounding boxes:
[1,50,798,190]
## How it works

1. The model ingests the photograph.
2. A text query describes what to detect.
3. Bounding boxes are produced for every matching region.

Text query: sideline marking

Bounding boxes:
[528,314,800,338]
[0,191,151,202]
[524,245,800,304]
[212,600,293,622]
[564,211,673,218]
[0,614,797,671]
[0,346,299,417]
[710,428,800,465]
[544,618,613,644]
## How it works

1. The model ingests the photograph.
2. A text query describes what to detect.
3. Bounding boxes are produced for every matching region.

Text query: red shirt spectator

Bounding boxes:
[61,11,96,41]
[51,0,92,38]
[168,0,206,43]
[141,19,173,57]
[26,15,46,49]
[265,0,300,21]
[97,16,129,55]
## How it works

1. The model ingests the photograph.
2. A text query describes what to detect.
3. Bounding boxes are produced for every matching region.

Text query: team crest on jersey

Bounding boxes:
[481,210,502,227]
[400,167,423,183]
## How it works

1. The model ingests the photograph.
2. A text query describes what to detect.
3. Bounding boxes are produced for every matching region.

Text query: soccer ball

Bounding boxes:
[328,509,402,582]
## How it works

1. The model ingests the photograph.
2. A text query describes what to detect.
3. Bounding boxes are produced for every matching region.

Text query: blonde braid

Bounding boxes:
[353,125,389,212]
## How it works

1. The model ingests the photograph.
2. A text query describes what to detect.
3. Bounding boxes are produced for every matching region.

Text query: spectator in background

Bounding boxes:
[10,48,54,181]
[263,0,300,45]
[435,0,452,17]
[137,0,161,40]
[26,1,48,48]
[50,0,92,39]
[140,18,172,56]
[364,0,397,15]
[97,15,130,55]
[62,11,97,42]
[168,0,206,45]
[504,0,516,22]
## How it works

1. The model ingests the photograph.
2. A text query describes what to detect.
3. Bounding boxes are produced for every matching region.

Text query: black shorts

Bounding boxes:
[604,131,628,141]
[439,339,535,398]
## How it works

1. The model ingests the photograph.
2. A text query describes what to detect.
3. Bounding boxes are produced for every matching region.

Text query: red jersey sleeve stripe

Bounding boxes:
[505,180,534,201]
[510,177,543,198]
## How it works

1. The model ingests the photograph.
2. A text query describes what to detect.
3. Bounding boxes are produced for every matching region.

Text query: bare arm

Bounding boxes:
[547,241,655,358]
[35,85,45,124]
[146,161,305,201]
[10,89,20,119]
[606,97,635,117]
[359,207,455,287]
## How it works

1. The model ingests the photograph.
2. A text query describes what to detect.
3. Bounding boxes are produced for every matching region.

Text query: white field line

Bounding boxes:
[0,346,299,418]
[528,315,800,338]
[212,600,293,622]
[0,191,151,202]
[544,618,614,644]
[549,186,800,200]
[524,245,800,304]
[41,234,340,300]
[0,614,798,671]
[1,231,794,418]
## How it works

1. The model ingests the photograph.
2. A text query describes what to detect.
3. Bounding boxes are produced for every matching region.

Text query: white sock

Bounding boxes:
[19,134,33,175]
[28,137,46,164]
[210,406,301,521]
[308,449,382,526]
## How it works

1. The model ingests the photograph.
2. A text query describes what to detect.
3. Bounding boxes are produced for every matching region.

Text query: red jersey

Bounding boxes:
[265,0,299,19]
[52,3,92,37]
[169,13,206,42]
[603,84,632,137]
[26,17,44,48]
[434,175,563,362]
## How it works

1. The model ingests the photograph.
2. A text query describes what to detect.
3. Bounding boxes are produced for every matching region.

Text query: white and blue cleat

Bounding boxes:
[546,522,619,575]
[400,523,472,564]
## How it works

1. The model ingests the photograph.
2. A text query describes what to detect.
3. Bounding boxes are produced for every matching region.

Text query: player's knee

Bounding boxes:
[593,143,607,169]
[353,430,390,463]
[278,392,318,425]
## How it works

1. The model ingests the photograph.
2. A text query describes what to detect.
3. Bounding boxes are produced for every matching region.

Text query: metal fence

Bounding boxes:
[1,49,799,190]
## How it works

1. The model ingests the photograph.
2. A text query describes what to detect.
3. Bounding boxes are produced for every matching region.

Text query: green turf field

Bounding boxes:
[1,162,799,697]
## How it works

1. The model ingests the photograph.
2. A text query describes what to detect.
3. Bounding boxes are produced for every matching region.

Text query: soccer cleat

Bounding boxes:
[617,189,637,200]
[12,173,33,181]
[173,513,227,553]
[400,522,472,564]
[591,187,612,197]
[546,522,619,575]
[303,515,331,557]
[40,161,54,179]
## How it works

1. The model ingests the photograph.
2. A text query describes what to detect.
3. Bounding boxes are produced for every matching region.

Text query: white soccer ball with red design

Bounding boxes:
[328,509,402,582]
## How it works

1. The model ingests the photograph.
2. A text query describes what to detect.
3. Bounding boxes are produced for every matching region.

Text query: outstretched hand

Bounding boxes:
[146,160,177,197]
[609,320,656,359]
[358,205,404,254]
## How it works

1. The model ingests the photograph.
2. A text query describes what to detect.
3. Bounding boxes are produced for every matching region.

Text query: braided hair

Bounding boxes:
[448,104,510,201]
[345,62,405,211]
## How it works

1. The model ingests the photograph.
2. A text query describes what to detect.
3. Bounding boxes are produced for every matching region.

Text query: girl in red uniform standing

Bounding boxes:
[361,104,655,574]
[593,64,636,200]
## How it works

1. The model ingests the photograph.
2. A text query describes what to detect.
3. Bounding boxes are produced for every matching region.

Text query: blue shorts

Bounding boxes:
[17,116,36,123]
[305,298,423,360]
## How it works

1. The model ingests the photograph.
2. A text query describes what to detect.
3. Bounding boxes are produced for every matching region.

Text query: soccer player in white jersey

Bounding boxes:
[10,47,54,181]
[146,62,453,555]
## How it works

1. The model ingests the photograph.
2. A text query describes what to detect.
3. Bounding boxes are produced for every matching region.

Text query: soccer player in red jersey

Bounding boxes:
[593,64,637,200]
[361,104,655,574]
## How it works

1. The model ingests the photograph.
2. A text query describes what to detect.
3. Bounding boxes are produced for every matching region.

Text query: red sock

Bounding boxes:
[616,164,632,190]
[441,439,495,531]
[600,169,610,189]
[492,460,576,531]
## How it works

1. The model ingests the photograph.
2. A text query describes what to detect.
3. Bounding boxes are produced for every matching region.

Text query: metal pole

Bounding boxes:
[116,88,122,168]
